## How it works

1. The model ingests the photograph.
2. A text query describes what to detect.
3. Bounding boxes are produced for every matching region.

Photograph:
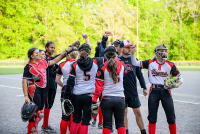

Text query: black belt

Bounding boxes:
[152,84,164,88]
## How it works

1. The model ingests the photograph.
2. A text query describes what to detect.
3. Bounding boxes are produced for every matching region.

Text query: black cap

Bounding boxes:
[78,43,91,51]
[104,46,117,54]
[112,39,124,48]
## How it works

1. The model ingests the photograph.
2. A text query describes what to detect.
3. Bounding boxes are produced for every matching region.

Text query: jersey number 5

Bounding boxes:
[83,71,91,81]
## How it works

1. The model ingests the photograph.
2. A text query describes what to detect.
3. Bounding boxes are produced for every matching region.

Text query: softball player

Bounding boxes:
[119,40,147,134]
[92,46,126,134]
[39,49,46,60]
[131,44,183,134]
[42,41,59,133]
[55,46,79,134]
[64,43,103,134]
[22,48,66,134]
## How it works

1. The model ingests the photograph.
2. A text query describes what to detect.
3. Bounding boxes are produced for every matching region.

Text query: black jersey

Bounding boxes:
[119,55,146,97]
[45,54,58,89]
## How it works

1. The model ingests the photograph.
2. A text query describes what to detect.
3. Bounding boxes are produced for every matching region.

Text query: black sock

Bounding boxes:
[141,129,147,134]
[126,129,129,134]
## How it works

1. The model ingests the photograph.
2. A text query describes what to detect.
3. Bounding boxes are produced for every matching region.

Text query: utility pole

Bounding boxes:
[137,0,139,59]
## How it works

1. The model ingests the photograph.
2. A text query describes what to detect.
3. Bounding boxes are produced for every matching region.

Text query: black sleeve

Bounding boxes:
[23,65,32,79]
[57,64,63,75]
[95,45,100,57]
[141,60,150,69]
[171,64,180,76]
[136,66,147,89]
[64,76,75,99]
[95,65,105,81]
[101,36,108,49]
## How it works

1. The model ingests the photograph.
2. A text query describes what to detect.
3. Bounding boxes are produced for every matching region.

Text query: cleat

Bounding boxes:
[41,125,56,133]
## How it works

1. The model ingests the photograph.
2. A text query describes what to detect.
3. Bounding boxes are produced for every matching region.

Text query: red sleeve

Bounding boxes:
[92,65,105,102]
[92,80,104,102]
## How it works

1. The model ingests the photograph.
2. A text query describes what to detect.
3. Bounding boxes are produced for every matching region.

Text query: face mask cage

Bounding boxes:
[156,51,168,60]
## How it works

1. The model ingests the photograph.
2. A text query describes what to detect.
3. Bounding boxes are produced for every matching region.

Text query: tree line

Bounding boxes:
[0,0,199,60]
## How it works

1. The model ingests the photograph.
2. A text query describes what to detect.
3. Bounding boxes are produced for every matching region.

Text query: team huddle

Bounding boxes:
[21,32,183,134]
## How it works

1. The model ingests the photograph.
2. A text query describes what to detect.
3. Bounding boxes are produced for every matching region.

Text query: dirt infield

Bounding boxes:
[0,71,200,134]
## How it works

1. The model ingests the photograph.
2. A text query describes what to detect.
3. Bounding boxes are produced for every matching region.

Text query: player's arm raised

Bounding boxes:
[130,45,142,67]
[82,33,91,47]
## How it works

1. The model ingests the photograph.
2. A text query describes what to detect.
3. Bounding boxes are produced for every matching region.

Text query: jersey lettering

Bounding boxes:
[83,71,91,81]
[151,69,168,77]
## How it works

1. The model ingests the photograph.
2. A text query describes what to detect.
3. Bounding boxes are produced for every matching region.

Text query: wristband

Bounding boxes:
[61,53,65,57]
[24,95,28,97]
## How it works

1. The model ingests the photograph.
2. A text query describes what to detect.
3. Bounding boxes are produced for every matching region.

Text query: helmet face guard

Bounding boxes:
[156,51,168,60]
[155,44,168,60]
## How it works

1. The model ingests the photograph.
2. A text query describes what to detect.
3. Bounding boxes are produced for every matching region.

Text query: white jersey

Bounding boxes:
[141,60,181,85]
[57,60,75,86]
[94,58,125,99]
[69,59,101,95]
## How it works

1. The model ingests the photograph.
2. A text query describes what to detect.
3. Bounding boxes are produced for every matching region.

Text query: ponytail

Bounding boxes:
[79,48,91,60]
[105,52,118,83]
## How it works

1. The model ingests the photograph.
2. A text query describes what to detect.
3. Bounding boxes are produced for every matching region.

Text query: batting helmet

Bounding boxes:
[78,43,91,51]
[21,102,38,122]
[104,46,117,54]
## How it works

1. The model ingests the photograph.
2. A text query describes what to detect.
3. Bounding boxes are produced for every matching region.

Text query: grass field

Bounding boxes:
[0,68,23,75]
[0,67,200,75]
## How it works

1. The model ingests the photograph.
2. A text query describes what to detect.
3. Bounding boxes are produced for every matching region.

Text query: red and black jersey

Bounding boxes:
[93,57,125,102]
[141,59,180,85]
[23,60,48,88]
[56,60,75,86]
[45,53,59,89]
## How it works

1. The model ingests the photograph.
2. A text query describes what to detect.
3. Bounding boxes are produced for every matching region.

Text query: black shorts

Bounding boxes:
[125,96,141,108]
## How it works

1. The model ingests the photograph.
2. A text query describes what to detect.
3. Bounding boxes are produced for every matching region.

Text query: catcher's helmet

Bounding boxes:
[154,44,168,60]
[61,99,74,116]
[154,44,168,52]
[21,102,38,122]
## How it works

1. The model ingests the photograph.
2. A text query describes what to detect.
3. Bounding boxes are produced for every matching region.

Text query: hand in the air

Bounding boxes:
[82,33,88,39]
[104,31,111,38]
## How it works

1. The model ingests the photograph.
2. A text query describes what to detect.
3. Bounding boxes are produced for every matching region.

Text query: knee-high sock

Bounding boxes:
[79,125,88,134]
[43,108,50,128]
[169,123,176,134]
[68,114,73,130]
[103,128,111,134]
[60,120,69,134]
[27,122,36,134]
[77,123,82,134]
[70,122,79,134]
[117,127,126,134]
[149,122,156,134]
[99,107,103,124]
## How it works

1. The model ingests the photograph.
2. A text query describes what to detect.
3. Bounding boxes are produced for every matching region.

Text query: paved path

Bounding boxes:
[0,71,200,134]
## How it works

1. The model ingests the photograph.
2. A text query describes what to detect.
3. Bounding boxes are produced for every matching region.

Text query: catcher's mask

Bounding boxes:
[154,44,168,60]
[61,99,74,116]
[21,102,38,122]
